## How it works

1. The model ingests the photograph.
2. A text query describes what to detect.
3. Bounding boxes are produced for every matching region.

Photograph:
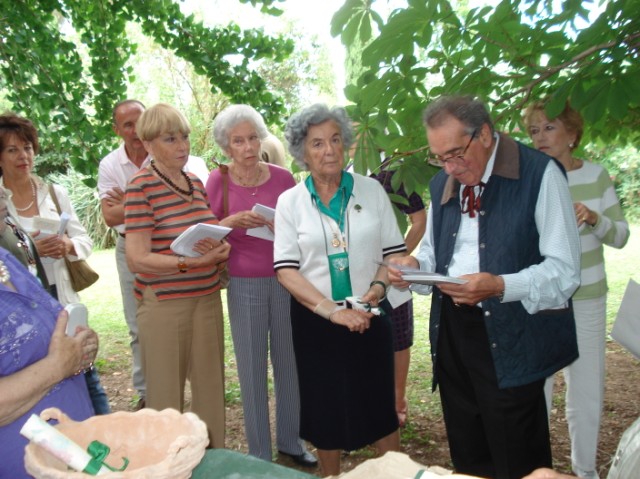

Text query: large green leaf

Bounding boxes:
[335,0,639,203]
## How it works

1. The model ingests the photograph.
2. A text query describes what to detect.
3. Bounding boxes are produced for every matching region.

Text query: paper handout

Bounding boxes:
[246,204,275,241]
[32,216,61,237]
[401,272,468,285]
[170,223,232,257]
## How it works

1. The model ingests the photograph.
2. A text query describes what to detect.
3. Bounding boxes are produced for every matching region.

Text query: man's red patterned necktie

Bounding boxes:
[461,183,485,218]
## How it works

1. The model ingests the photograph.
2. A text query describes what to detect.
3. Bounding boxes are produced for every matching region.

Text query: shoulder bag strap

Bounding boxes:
[213,160,229,218]
[48,184,62,215]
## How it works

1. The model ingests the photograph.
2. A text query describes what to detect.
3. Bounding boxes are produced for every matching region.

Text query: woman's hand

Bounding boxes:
[222,211,269,230]
[48,310,99,380]
[191,240,232,269]
[329,308,372,333]
[360,288,381,307]
[34,233,68,259]
[60,234,76,256]
[0,310,100,426]
[574,202,595,227]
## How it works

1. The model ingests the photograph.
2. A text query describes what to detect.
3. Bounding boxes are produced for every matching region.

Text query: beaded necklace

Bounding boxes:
[14,178,37,212]
[150,160,194,196]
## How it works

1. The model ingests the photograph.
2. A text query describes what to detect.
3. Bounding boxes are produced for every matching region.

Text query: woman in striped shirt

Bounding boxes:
[525,101,630,479]
[124,103,230,447]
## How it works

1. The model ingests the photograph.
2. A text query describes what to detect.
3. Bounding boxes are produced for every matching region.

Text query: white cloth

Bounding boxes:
[274,173,411,308]
[97,144,209,233]
[334,451,479,478]
[1,177,93,305]
[412,150,580,314]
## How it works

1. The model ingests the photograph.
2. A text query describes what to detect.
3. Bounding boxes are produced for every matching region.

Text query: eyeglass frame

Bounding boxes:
[427,128,478,168]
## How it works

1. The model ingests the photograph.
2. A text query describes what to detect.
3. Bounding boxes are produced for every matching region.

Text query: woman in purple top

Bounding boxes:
[0,246,96,479]
[206,105,316,467]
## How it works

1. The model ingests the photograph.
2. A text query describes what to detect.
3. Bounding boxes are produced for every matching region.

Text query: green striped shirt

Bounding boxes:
[568,160,629,300]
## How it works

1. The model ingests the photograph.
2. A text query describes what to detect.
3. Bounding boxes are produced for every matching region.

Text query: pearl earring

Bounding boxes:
[569,142,574,148]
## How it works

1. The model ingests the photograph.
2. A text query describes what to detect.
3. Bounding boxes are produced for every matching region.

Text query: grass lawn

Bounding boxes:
[83,224,639,412]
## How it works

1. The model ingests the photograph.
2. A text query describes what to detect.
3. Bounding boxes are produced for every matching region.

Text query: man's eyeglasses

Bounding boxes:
[428,128,478,168]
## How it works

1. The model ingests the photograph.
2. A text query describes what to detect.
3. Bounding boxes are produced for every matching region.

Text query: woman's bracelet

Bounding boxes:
[370,280,388,301]
[313,298,338,320]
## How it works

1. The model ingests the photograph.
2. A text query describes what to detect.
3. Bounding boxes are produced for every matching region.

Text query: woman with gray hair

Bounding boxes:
[274,104,408,476]
[206,104,316,467]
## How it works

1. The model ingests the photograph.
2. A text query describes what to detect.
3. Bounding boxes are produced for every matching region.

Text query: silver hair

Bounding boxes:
[284,104,354,170]
[212,104,269,151]
[423,95,495,135]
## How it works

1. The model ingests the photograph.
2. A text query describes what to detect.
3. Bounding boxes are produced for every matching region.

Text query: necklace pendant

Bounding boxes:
[331,235,341,248]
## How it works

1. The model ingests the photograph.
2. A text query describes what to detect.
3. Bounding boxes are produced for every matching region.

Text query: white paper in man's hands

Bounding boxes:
[170,223,232,257]
[247,203,275,241]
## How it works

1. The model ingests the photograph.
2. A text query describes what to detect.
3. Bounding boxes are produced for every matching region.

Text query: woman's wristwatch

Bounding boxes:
[370,280,388,301]
[177,255,188,273]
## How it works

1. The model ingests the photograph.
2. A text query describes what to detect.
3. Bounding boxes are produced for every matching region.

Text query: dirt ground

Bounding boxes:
[100,340,639,478]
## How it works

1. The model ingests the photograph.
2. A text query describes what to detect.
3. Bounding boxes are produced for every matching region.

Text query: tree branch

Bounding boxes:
[494,31,640,109]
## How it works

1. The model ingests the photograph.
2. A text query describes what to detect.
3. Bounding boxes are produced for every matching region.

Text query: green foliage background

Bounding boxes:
[0,0,294,184]
[333,0,640,194]
[1,0,639,244]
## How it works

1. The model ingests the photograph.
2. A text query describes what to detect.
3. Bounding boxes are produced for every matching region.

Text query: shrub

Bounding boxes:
[47,170,117,250]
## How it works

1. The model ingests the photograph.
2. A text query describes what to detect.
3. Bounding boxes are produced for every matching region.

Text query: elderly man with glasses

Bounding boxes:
[388,95,581,479]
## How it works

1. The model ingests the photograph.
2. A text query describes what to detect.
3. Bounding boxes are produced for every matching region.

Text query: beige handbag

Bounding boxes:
[48,185,99,292]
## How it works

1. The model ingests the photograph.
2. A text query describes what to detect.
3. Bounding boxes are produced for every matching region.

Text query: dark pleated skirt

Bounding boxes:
[290,297,398,451]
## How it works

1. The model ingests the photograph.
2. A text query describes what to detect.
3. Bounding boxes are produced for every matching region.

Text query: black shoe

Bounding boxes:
[278,450,318,467]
